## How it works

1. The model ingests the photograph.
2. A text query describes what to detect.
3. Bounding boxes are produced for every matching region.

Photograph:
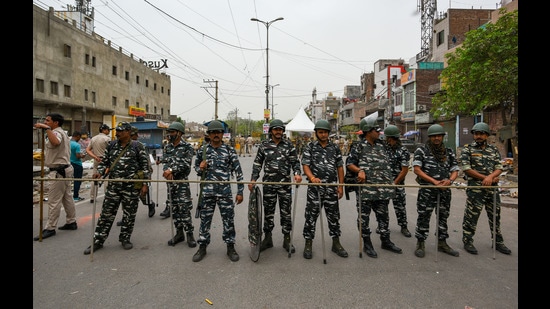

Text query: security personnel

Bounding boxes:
[192,120,244,262]
[249,119,302,254]
[301,119,348,259]
[163,122,197,248]
[383,125,412,237]
[461,122,511,255]
[84,122,151,254]
[347,118,401,258]
[412,124,460,258]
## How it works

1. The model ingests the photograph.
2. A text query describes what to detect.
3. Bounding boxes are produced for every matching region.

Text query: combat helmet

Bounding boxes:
[207,120,224,133]
[314,119,331,132]
[130,126,139,136]
[269,119,285,132]
[168,122,185,134]
[360,118,381,133]
[383,125,400,138]
[471,122,490,135]
[427,124,446,136]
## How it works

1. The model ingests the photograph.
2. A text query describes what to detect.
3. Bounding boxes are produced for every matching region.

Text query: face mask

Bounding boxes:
[168,133,178,142]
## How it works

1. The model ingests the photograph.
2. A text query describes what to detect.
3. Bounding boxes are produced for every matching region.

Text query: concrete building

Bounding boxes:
[33,3,171,149]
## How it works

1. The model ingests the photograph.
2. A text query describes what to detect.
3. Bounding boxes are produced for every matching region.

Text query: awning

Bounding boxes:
[404,130,419,137]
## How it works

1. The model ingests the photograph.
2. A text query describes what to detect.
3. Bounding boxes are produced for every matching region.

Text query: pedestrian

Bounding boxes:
[461,122,511,255]
[162,122,197,248]
[83,122,151,254]
[70,131,86,202]
[34,113,78,241]
[246,135,254,156]
[192,120,244,262]
[412,124,460,258]
[86,124,112,203]
[249,119,303,254]
[383,125,412,237]
[238,135,245,157]
[301,119,348,259]
[346,118,402,258]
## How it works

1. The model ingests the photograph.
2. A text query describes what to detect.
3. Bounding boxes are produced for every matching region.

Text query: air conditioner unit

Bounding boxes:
[417,104,426,112]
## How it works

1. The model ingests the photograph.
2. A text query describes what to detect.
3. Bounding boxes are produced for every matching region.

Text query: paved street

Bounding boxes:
[33,154,518,308]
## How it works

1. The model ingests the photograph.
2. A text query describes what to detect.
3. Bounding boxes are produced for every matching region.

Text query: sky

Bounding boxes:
[34,0,502,124]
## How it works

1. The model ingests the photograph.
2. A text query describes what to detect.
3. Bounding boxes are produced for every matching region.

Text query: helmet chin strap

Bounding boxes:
[474,140,487,147]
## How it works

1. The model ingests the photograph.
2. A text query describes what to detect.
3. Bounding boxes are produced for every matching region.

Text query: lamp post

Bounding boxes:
[271,83,280,119]
[250,17,284,126]
[248,112,251,136]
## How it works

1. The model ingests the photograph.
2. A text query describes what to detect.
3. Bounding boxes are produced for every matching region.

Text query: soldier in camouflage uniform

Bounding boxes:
[249,119,302,254]
[162,122,197,248]
[84,122,151,254]
[461,122,511,255]
[192,120,244,262]
[383,125,412,238]
[347,118,401,258]
[412,124,459,258]
[301,120,348,259]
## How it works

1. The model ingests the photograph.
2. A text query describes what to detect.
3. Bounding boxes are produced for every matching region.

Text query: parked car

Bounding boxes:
[400,138,421,154]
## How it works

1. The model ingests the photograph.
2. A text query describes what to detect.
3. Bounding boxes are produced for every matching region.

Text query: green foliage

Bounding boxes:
[432,8,518,124]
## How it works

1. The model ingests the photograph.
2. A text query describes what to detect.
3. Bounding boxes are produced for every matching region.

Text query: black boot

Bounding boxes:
[381,236,402,254]
[331,237,348,258]
[414,240,425,258]
[167,228,185,246]
[283,233,295,253]
[159,203,170,218]
[303,239,313,259]
[363,236,378,258]
[148,202,156,218]
[227,244,240,262]
[186,232,197,248]
[438,239,459,257]
[260,232,273,252]
[192,244,207,262]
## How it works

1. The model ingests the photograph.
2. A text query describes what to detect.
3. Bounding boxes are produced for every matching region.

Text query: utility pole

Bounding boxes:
[203,79,219,120]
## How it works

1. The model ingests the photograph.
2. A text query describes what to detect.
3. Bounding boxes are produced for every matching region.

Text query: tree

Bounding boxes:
[432,8,518,173]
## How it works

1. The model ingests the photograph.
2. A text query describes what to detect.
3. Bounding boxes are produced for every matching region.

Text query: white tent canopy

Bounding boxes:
[285,108,315,136]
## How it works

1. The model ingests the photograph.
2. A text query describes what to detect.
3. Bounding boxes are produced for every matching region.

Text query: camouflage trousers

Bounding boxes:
[415,188,452,241]
[167,182,194,232]
[357,196,391,238]
[463,188,504,245]
[196,195,236,246]
[303,186,342,240]
[262,184,293,235]
[93,182,140,245]
[389,186,408,227]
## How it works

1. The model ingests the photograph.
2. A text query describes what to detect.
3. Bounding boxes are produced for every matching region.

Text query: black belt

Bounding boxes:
[50,165,69,172]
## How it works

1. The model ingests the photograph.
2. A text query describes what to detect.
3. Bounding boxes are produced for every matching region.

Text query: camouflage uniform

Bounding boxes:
[194,142,244,246]
[412,144,459,242]
[461,142,506,246]
[301,140,344,239]
[384,140,411,229]
[251,137,301,236]
[163,140,195,234]
[93,140,151,245]
[346,139,395,239]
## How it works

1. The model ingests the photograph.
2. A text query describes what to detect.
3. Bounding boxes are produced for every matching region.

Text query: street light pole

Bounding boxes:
[271,83,280,119]
[248,112,251,136]
[250,17,284,126]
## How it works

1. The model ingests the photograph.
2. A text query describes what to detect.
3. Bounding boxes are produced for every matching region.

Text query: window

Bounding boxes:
[136,101,140,108]
[50,81,59,95]
[36,79,45,93]
[136,75,140,84]
[64,44,71,58]
[85,89,89,101]
[146,104,149,112]
[146,80,149,87]
[154,106,157,114]
[112,65,117,76]
[92,91,96,103]
[64,85,71,98]
[125,71,129,81]
[112,96,117,107]
[125,99,129,108]
[154,83,157,91]
[92,56,96,67]
[161,108,164,116]
[437,30,445,46]
[161,86,164,93]
[85,54,90,65]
